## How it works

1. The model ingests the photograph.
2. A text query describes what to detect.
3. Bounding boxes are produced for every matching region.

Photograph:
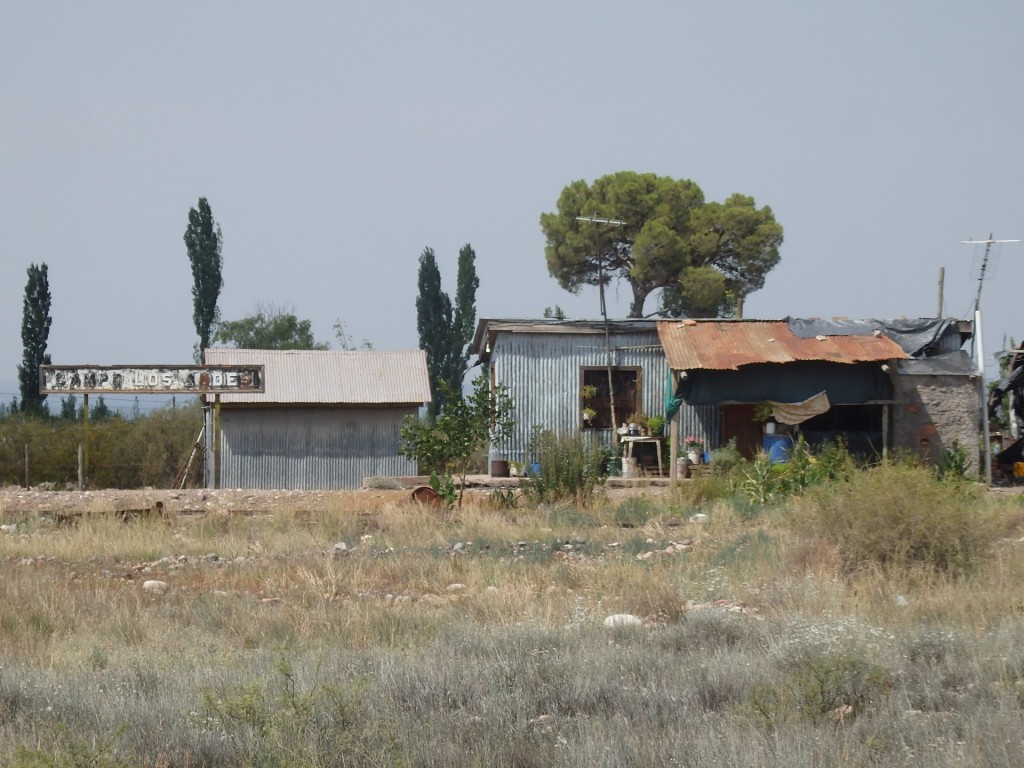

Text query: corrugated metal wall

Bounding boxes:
[491,331,720,462]
[215,406,418,490]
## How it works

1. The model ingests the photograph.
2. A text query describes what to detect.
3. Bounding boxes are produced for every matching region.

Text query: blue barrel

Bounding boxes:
[763,434,792,463]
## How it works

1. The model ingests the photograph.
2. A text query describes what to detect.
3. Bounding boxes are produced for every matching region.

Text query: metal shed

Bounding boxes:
[203,348,431,490]
[470,319,719,467]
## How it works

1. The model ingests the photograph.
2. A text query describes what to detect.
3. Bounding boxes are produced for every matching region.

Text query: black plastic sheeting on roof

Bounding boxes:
[896,351,978,377]
[787,318,961,357]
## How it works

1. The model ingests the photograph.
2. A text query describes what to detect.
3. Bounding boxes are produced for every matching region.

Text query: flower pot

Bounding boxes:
[687,450,700,465]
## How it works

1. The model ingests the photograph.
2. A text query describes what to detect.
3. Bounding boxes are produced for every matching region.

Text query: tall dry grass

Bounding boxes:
[1,467,1024,766]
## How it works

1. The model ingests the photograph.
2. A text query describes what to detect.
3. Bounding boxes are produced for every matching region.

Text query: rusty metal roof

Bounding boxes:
[656,319,909,371]
[204,348,431,405]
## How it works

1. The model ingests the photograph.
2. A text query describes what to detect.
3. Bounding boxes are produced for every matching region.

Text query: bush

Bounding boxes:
[750,651,892,726]
[520,431,604,506]
[0,404,204,489]
[614,496,656,527]
[709,439,743,477]
[800,462,996,576]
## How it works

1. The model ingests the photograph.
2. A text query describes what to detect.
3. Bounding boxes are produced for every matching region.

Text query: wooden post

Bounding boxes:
[82,393,90,490]
[669,371,680,481]
[23,444,29,489]
[214,395,221,489]
[882,403,889,461]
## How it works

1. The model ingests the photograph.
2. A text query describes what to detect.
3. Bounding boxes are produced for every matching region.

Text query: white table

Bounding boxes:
[620,436,663,477]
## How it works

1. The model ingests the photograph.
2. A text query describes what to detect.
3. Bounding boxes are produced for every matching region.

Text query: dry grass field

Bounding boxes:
[2,473,1024,767]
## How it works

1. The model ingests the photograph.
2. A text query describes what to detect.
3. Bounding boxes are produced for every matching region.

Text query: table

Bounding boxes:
[620,436,663,477]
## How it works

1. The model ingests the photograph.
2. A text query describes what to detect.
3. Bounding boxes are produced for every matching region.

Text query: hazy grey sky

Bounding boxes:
[3,2,1023,413]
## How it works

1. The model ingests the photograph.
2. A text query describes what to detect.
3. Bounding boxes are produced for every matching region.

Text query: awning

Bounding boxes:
[677,361,893,405]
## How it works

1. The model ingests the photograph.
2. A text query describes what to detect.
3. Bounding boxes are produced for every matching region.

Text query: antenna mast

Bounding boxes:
[576,215,626,439]
[962,234,1021,314]
[961,234,1020,484]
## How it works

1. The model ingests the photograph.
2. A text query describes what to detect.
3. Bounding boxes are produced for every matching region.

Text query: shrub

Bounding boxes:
[614,496,656,527]
[521,431,604,506]
[773,651,892,725]
[709,439,743,477]
[800,462,996,576]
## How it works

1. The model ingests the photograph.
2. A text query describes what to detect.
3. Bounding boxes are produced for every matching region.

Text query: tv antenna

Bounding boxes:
[960,234,1020,484]
[961,234,1020,313]
[576,216,627,317]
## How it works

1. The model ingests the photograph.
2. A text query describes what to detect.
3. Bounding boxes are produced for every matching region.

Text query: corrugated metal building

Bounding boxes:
[657,317,979,466]
[203,348,431,490]
[470,319,719,466]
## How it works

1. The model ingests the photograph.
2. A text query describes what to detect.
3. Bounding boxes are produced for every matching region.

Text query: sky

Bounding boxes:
[3,2,1023,415]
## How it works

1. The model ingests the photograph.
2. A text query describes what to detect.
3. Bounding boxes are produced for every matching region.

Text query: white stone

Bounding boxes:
[604,613,643,628]
[143,580,168,595]
[689,513,710,524]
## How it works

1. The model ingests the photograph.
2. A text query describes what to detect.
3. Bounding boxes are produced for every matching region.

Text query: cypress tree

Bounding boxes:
[416,244,480,418]
[18,262,52,416]
[416,248,453,418]
[184,197,224,362]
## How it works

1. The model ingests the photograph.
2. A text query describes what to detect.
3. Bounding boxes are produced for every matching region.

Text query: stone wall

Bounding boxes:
[892,373,981,473]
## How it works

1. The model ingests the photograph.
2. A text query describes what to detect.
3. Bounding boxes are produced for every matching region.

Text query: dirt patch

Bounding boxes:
[0,486,412,520]
[0,478,675,520]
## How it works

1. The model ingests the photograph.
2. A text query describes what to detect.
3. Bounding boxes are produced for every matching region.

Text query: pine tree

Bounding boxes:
[18,262,52,416]
[184,197,224,362]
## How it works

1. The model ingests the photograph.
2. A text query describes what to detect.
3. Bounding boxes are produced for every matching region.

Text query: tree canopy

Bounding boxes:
[540,171,783,318]
[214,304,328,350]
[18,262,52,415]
[400,372,514,507]
[184,197,224,361]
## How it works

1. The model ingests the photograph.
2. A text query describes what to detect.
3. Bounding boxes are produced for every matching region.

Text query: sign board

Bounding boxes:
[40,365,265,395]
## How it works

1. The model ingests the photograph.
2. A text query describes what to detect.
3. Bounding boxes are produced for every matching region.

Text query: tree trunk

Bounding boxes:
[628,283,651,319]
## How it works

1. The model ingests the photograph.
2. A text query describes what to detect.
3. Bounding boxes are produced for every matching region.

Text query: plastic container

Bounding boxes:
[763,434,792,463]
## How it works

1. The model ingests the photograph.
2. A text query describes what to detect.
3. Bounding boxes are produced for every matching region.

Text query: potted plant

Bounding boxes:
[582,406,597,426]
[646,415,666,437]
[581,384,598,402]
[753,401,776,434]
[625,411,647,436]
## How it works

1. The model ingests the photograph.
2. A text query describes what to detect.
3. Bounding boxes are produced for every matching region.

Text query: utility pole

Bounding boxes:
[576,215,626,438]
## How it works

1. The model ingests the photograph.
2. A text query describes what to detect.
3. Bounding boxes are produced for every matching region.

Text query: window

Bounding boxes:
[580,367,640,430]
